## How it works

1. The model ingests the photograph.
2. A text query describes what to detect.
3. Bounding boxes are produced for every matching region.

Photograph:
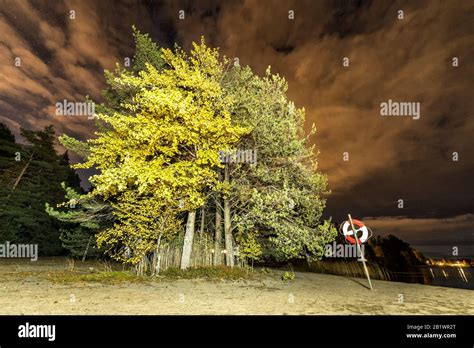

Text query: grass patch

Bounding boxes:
[281,271,295,282]
[45,266,256,283]
[158,266,254,280]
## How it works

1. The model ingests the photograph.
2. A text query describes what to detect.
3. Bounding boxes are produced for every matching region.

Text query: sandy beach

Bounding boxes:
[0,259,472,315]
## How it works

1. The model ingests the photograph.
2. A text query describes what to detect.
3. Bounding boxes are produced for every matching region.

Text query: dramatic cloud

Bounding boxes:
[162,0,474,220]
[0,0,155,140]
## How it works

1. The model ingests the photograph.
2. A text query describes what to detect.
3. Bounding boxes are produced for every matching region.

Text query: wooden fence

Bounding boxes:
[136,232,224,274]
[308,259,392,281]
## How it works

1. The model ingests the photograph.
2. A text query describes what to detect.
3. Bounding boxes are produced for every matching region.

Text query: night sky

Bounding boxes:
[0,0,473,258]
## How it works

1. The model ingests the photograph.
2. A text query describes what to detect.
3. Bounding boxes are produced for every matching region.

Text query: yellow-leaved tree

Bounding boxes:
[66,38,248,274]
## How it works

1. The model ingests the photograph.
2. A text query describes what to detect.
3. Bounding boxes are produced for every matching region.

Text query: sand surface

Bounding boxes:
[0,259,472,315]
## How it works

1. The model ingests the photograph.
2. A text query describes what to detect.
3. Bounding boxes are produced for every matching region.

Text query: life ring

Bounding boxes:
[340,219,371,244]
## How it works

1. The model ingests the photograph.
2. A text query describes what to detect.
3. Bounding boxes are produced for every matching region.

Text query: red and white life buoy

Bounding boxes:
[340,219,372,244]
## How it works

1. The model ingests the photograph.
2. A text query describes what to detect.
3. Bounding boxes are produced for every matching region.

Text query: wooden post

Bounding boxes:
[223,163,234,267]
[348,214,373,290]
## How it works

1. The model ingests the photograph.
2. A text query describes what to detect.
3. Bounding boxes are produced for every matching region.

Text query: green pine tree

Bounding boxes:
[0,123,82,255]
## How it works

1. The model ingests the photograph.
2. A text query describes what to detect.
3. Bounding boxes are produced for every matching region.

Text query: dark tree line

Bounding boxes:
[0,123,82,255]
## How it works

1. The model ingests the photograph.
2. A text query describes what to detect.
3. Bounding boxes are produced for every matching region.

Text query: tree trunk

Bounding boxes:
[81,236,92,262]
[200,206,205,234]
[214,194,222,265]
[136,256,148,276]
[12,153,32,190]
[152,234,163,275]
[180,211,196,270]
[224,164,234,267]
[7,153,33,200]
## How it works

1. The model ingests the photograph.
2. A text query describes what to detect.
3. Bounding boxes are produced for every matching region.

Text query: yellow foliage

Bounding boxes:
[77,37,250,264]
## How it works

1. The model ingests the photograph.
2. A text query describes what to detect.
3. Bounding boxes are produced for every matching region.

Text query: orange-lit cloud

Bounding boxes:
[0,1,472,248]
